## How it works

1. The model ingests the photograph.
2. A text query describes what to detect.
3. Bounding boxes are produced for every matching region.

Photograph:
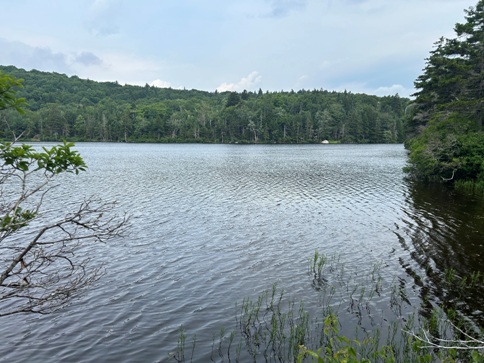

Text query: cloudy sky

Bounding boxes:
[0,0,477,97]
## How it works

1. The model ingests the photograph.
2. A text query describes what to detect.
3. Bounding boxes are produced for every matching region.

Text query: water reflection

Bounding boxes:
[398,180,484,323]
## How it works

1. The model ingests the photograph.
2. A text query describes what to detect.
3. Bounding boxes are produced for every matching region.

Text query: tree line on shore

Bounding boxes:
[405,0,484,191]
[0,65,408,144]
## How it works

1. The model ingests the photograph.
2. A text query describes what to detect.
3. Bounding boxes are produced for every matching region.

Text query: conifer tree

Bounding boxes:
[406,0,484,184]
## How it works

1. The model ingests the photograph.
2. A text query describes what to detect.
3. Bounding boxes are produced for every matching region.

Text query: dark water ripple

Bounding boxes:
[1,143,482,362]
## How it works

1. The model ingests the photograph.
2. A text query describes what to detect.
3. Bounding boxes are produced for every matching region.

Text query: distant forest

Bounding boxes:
[0,65,410,144]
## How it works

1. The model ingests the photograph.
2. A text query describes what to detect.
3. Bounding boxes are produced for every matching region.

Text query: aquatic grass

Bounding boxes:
[168,252,484,362]
[455,179,484,197]
[168,326,197,363]
[169,326,188,363]
[229,252,420,362]
[470,271,483,287]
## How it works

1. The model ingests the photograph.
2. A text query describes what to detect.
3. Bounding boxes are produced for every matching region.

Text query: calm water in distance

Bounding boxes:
[1,143,483,362]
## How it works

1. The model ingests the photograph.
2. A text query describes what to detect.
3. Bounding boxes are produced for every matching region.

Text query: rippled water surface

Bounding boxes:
[1,143,483,362]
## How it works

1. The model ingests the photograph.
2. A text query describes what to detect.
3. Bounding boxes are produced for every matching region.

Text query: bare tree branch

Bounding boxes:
[1,142,129,316]
[404,320,484,351]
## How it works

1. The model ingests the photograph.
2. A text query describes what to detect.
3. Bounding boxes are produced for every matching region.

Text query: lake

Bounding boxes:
[1,143,483,362]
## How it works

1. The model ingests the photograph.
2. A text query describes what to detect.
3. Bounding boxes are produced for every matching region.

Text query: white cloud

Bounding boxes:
[86,0,122,36]
[332,82,415,98]
[216,71,262,92]
[372,84,414,98]
[150,79,172,88]
[0,0,477,95]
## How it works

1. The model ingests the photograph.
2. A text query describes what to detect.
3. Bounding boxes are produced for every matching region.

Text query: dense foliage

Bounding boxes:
[0,65,407,144]
[406,0,484,187]
[0,71,26,115]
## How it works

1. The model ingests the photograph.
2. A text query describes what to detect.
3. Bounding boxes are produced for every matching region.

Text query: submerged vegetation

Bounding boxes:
[168,251,484,362]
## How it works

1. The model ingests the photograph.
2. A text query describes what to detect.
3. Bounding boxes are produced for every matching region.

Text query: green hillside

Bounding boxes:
[0,65,408,144]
